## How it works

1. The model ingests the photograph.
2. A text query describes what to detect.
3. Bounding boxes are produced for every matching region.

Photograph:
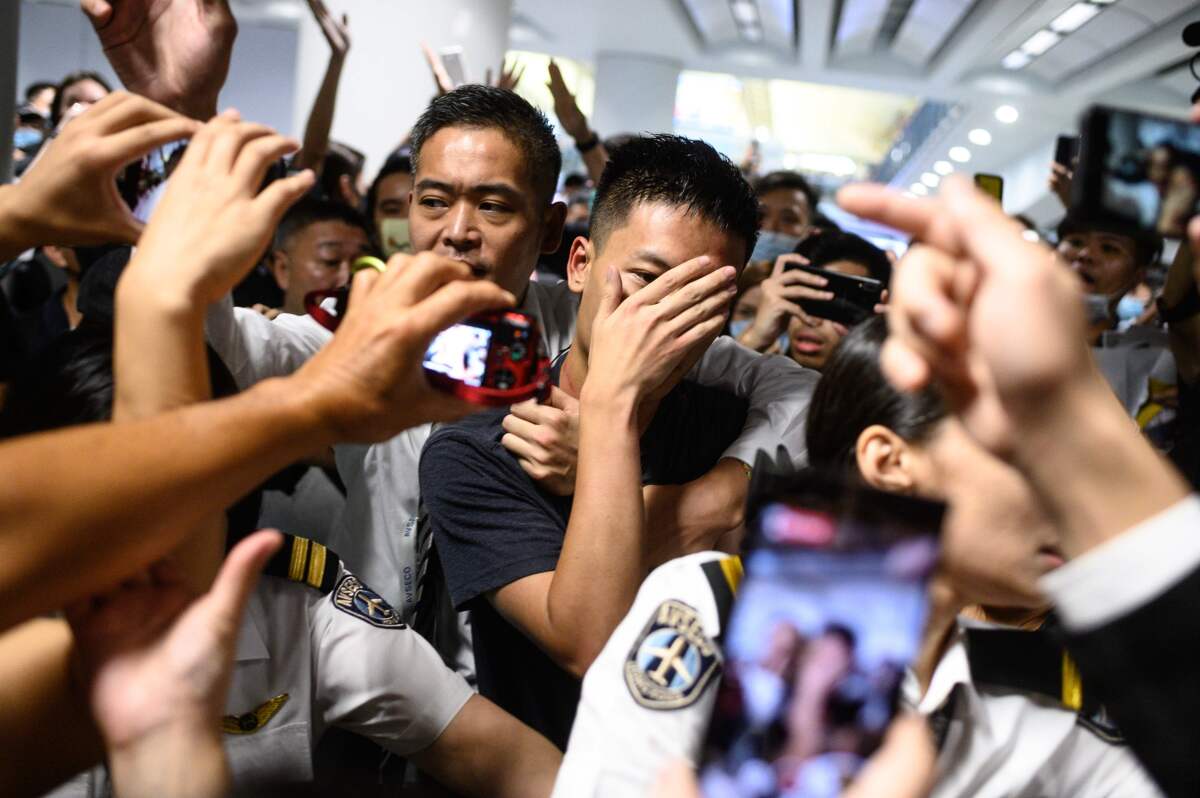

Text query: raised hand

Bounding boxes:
[486,59,525,92]
[81,0,237,120]
[501,386,580,496]
[0,91,199,258]
[123,111,315,307]
[737,253,833,352]
[547,60,591,143]
[306,0,349,60]
[67,530,282,798]
[421,41,456,96]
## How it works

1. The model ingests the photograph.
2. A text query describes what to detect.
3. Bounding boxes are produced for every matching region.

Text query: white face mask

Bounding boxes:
[380,217,411,257]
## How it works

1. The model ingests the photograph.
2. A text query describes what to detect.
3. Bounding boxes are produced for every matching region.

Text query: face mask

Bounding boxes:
[13,128,42,151]
[379,217,411,257]
[1116,294,1145,322]
[728,319,752,339]
[750,231,803,264]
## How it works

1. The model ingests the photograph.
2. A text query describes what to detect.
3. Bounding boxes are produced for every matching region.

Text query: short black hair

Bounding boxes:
[795,230,892,286]
[24,81,55,102]
[590,134,760,263]
[410,85,561,205]
[1056,213,1163,269]
[274,198,370,252]
[805,316,945,474]
[755,170,820,215]
[365,153,412,223]
[563,172,588,189]
[316,141,366,205]
[51,70,112,127]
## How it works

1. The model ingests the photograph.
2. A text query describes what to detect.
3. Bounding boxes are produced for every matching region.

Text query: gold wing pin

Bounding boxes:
[222,693,290,735]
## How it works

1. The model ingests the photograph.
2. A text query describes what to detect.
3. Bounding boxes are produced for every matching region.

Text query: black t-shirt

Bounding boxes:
[419,373,747,749]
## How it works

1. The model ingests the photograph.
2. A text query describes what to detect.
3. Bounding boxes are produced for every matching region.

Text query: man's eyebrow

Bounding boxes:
[414,178,524,203]
[630,250,673,271]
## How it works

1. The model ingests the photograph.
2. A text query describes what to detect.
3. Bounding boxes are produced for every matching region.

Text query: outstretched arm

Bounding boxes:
[547,60,608,184]
[293,0,351,174]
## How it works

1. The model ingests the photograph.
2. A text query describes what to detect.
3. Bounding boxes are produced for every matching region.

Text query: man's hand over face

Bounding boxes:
[502,386,580,496]
[81,0,237,120]
[3,92,199,252]
[295,251,516,443]
[584,256,737,408]
[124,112,314,307]
[838,176,1099,455]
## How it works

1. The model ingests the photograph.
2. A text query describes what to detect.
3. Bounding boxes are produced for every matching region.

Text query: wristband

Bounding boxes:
[575,132,600,154]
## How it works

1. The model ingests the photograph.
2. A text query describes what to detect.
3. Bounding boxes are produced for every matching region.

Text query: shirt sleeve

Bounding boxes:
[205,294,331,390]
[420,430,565,609]
[687,336,818,472]
[309,580,474,757]
[1039,494,1200,632]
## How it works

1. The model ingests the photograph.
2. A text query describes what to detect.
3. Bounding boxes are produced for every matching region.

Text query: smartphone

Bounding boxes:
[1073,105,1200,239]
[698,471,943,798]
[784,263,884,326]
[422,309,550,405]
[974,173,1004,204]
[439,46,468,88]
[1054,135,1080,169]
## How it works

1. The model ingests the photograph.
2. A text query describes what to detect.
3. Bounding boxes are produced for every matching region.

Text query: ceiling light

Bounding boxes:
[995,105,1019,124]
[1049,2,1100,34]
[1020,29,1061,56]
[1002,51,1032,70]
[910,183,929,196]
[921,172,940,188]
[730,0,759,25]
[794,153,858,177]
[968,128,992,146]
[933,160,954,175]
[949,146,971,163]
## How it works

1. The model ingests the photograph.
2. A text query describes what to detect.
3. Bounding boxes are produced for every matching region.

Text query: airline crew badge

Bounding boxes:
[333,573,405,628]
[625,599,721,710]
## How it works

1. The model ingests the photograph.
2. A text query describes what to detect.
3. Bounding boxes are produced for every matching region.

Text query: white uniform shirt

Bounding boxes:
[44,564,474,798]
[905,619,1161,798]
[554,552,742,798]
[206,281,816,614]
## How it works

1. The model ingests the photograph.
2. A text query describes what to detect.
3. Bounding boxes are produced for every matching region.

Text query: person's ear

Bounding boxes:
[540,201,568,255]
[566,236,593,293]
[269,250,290,292]
[855,424,919,494]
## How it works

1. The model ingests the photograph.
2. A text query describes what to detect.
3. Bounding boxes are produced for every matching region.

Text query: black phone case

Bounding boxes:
[786,263,884,326]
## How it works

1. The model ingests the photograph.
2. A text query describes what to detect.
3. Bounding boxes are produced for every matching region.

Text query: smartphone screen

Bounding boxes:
[699,475,941,798]
[974,173,1004,204]
[439,47,468,88]
[1054,135,1080,168]
[424,323,492,387]
[1083,106,1200,239]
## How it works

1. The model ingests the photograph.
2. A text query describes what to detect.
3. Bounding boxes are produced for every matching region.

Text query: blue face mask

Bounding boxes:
[750,231,803,264]
[728,319,752,339]
[1116,294,1145,322]
[13,128,42,151]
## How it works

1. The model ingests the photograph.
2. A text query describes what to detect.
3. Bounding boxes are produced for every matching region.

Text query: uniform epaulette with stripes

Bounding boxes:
[700,555,743,641]
[259,533,341,593]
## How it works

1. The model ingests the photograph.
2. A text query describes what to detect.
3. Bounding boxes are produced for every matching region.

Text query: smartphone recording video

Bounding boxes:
[783,263,884,327]
[1075,105,1200,239]
[424,322,493,388]
[699,473,942,798]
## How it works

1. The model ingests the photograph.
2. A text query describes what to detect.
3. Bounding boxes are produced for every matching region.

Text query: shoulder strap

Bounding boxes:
[259,533,341,593]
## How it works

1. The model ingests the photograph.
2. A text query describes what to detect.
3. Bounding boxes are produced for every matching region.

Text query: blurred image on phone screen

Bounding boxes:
[699,474,942,798]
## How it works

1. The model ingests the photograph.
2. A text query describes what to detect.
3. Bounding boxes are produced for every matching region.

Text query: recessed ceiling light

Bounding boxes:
[933,160,954,175]
[995,105,1019,124]
[1020,29,1061,57]
[968,128,992,146]
[730,0,759,25]
[1050,3,1101,34]
[949,146,972,163]
[921,172,940,188]
[1002,51,1032,70]
[910,183,929,196]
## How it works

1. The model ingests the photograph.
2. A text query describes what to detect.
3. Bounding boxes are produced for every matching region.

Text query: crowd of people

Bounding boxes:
[3,1,1200,797]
